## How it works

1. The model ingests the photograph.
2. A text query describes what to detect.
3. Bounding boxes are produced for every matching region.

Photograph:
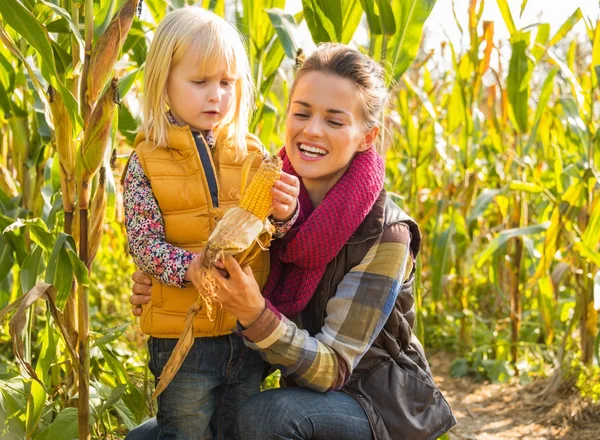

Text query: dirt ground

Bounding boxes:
[428,352,600,440]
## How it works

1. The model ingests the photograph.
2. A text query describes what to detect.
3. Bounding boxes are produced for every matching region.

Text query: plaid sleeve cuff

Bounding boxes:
[236,300,286,349]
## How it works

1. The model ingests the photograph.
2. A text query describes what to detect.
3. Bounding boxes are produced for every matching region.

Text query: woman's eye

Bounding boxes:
[293,113,309,119]
[328,120,343,127]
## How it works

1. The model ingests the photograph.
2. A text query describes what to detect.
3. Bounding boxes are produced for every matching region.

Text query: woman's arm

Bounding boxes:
[123,152,195,287]
[238,223,413,393]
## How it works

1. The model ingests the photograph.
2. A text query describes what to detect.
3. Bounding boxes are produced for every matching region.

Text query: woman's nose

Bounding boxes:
[303,118,324,137]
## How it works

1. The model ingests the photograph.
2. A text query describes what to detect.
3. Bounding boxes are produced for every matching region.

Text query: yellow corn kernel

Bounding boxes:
[239,156,282,221]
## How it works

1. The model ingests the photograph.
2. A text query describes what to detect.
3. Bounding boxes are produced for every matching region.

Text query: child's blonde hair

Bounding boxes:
[142,7,254,152]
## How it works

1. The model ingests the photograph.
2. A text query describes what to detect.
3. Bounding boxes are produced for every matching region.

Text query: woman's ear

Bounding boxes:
[358,125,379,152]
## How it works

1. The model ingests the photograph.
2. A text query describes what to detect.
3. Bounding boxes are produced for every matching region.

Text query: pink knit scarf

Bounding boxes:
[262,146,385,318]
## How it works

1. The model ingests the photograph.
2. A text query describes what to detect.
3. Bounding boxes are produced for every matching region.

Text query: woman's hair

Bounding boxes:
[289,43,389,152]
[142,7,254,152]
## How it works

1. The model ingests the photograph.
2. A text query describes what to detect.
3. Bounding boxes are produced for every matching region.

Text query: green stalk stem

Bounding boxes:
[78,208,90,440]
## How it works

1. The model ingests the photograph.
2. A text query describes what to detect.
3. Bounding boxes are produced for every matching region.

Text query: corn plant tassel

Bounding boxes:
[152,155,282,399]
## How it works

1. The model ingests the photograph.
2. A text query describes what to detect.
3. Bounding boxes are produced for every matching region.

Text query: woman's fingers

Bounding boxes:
[222,256,245,281]
[279,171,300,188]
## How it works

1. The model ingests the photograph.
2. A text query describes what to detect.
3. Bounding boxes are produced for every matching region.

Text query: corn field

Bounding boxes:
[0,0,598,438]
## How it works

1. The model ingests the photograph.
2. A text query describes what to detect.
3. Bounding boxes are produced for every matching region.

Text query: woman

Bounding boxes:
[129,43,455,440]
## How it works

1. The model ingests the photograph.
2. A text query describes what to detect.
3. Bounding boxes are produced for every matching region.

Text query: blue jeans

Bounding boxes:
[236,387,373,440]
[125,334,264,440]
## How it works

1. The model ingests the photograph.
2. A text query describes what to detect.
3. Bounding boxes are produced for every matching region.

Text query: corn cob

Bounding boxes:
[86,0,138,106]
[48,86,76,215]
[152,154,282,399]
[239,158,280,221]
[87,167,107,267]
[78,78,119,209]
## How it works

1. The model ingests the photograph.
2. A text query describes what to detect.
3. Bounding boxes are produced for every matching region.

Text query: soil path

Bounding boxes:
[428,352,600,440]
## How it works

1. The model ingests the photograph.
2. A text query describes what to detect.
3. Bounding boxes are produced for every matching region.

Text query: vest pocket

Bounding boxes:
[357,359,455,440]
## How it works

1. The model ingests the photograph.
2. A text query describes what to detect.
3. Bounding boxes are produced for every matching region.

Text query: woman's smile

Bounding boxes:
[297,141,329,161]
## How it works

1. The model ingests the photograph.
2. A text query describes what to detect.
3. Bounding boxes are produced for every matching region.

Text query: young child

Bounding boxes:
[122,7,299,440]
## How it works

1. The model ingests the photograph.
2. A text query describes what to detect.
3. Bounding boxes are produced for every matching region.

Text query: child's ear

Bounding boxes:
[358,125,379,152]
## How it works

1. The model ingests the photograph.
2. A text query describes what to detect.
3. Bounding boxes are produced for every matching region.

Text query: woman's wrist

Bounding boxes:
[237,297,267,328]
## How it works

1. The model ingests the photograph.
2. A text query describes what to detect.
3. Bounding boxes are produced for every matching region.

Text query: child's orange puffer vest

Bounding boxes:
[133,125,270,338]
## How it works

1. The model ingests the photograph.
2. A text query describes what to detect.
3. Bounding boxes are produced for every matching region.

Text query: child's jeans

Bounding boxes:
[126,334,264,440]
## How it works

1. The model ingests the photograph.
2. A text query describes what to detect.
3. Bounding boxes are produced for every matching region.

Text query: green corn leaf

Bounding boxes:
[266,9,299,59]
[20,245,44,295]
[340,0,363,43]
[3,217,55,253]
[509,181,543,193]
[548,8,582,48]
[467,188,507,224]
[44,234,73,310]
[93,323,130,347]
[431,218,454,303]
[525,68,557,154]
[0,0,81,131]
[497,0,517,35]
[506,32,531,134]
[389,0,436,82]
[302,0,342,43]
[45,407,78,440]
[25,318,56,436]
[583,199,600,249]
[477,223,550,268]
[573,242,600,268]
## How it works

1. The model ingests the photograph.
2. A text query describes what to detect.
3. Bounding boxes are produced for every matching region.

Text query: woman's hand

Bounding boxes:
[271,171,300,222]
[210,256,266,328]
[129,270,152,317]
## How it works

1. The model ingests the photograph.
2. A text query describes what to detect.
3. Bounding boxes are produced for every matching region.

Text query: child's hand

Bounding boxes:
[271,171,300,222]
[130,270,152,317]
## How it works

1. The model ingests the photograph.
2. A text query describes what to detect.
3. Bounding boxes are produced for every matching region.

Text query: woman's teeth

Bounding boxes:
[299,144,327,157]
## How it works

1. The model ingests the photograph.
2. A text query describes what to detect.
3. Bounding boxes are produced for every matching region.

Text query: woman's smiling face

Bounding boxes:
[285,71,377,193]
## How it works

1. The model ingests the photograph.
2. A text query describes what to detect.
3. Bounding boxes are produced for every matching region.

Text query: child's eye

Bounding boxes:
[192,80,206,85]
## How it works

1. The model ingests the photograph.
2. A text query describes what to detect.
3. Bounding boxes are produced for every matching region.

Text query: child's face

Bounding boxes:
[285,71,377,192]
[167,51,236,134]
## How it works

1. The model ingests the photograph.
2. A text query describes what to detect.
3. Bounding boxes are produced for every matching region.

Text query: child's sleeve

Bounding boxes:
[123,152,195,287]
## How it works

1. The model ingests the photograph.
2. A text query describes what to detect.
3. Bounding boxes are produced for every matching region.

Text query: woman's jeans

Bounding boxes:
[125,334,264,440]
[236,387,373,440]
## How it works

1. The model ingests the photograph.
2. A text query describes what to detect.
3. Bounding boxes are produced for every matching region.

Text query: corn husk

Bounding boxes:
[86,0,138,105]
[78,78,119,209]
[87,167,107,266]
[152,155,282,399]
[48,86,76,214]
